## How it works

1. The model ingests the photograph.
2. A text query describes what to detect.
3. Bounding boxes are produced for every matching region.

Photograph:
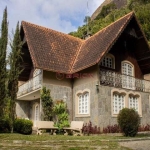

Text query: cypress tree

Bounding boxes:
[8,22,22,131]
[0,7,8,117]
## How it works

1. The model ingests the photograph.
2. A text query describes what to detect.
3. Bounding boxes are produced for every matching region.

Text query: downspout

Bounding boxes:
[71,78,74,121]
[40,69,43,121]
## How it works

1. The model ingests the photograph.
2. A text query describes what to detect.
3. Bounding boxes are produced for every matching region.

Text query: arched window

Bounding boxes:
[113,92,125,114]
[129,95,139,112]
[122,61,135,89]
[122,61,134,76]
[101,54,115,69]
[78,92,89,114]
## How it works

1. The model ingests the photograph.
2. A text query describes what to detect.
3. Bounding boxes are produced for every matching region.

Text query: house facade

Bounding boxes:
[16,12,150,129]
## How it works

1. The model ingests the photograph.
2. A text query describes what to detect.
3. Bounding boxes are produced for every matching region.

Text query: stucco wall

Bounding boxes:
[43,70,72,87]
[73,65,99,87]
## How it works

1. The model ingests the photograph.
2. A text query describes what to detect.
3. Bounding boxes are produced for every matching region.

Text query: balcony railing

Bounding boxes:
[100,69,150,92]
[17,72,42,97]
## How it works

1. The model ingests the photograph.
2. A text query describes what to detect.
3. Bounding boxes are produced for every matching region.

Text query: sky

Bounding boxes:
[0,0,104,35]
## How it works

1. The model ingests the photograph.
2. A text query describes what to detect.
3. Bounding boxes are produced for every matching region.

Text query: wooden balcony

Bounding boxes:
[100,69,150,92]
[17,72,42,97]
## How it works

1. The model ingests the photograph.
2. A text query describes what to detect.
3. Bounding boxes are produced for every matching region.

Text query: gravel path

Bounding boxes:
[119,140,150,150]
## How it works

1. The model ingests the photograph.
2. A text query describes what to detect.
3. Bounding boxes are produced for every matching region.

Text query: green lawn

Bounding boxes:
[0,133,149,150]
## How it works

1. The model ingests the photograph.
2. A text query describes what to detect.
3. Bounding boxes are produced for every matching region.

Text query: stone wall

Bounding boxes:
[16,100,30,119]
[73,80,99,124]
[16,99,40,120]
[97,85,150,128]
[43,83,73,121]
[73,83,150,130]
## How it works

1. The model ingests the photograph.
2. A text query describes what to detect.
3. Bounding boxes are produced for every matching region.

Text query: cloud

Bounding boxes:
[0,0,104,34]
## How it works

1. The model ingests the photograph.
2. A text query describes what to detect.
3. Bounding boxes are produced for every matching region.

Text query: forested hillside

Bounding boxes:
[69,0,150,44]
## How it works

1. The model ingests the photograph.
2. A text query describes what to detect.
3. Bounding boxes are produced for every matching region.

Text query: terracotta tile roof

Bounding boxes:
[22,21,83,73]
[21,12,135,73]
[71,12,134,72]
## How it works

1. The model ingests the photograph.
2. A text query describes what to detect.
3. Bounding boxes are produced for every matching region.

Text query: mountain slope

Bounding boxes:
[91,0,127,20]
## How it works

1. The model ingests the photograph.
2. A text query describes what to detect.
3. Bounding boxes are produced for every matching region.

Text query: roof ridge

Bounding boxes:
[69,40,85,73]
[21,21,83,43]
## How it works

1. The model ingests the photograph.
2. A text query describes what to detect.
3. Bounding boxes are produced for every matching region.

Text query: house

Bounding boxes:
[16,12,150,129]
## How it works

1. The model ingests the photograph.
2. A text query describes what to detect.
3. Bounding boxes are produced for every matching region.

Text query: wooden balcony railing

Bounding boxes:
[100,69,150,92]
[17,72,42,97]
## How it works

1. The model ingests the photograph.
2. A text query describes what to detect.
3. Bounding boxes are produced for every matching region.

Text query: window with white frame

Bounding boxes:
[122,61,135,89]
[78,92,89,114]
[113,93,125,114]
[129,95,139,112]
[101,54,114,69]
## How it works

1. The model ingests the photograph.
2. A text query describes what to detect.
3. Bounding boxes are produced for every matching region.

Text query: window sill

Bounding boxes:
[111,114,142,118]
[75,114,90,118]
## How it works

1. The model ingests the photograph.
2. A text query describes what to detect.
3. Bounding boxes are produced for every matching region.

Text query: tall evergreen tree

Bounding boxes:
[0,7,8,117]
[8,22,22,131]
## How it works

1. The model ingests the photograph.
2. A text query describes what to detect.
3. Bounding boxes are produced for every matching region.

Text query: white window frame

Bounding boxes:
[75,89,90,117]
[101,53,115,69]
[111,89,142,117]
[78,92,89,114]
[121,61,135,90]
[129,95,139,112]
[113,92,125,115]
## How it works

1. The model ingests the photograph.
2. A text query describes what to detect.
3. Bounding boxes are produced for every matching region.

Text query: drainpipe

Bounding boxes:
[40,70,43,121]
[71,78,74,121]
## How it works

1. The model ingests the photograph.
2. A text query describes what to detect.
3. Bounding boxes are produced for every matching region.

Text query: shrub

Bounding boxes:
[14,118,33,134]
[82,121,100,135]
[138,124,150,132]
[0,117,12,133]
[117,108,140,137]
[103,124,120,133]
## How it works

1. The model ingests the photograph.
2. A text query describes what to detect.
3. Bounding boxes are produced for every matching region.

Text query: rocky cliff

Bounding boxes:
[91,0,127,20]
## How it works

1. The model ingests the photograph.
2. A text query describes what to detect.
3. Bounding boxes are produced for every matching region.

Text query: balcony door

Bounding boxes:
[122,61,135,89]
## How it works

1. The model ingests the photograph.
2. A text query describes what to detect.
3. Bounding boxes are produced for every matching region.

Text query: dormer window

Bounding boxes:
[101,54,115,69]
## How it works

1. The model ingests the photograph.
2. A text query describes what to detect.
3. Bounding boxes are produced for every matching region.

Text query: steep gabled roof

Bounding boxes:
[21,12,150,74]
[22,21,83,73]
[71,12,134,72]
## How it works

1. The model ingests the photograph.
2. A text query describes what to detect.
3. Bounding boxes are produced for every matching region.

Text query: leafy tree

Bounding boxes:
[117,108,140,137]
[69,1,150,44]
[0,7,8,117]
[40,87,53,121]
[7,22,22,132]
[83,16,91,24]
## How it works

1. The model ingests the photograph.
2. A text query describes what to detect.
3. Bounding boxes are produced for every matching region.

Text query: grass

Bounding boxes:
[0,133,149,150]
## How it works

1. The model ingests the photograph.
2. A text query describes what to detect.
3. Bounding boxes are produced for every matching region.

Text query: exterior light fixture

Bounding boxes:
[96,83,99,92]
[63,95,67,102]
